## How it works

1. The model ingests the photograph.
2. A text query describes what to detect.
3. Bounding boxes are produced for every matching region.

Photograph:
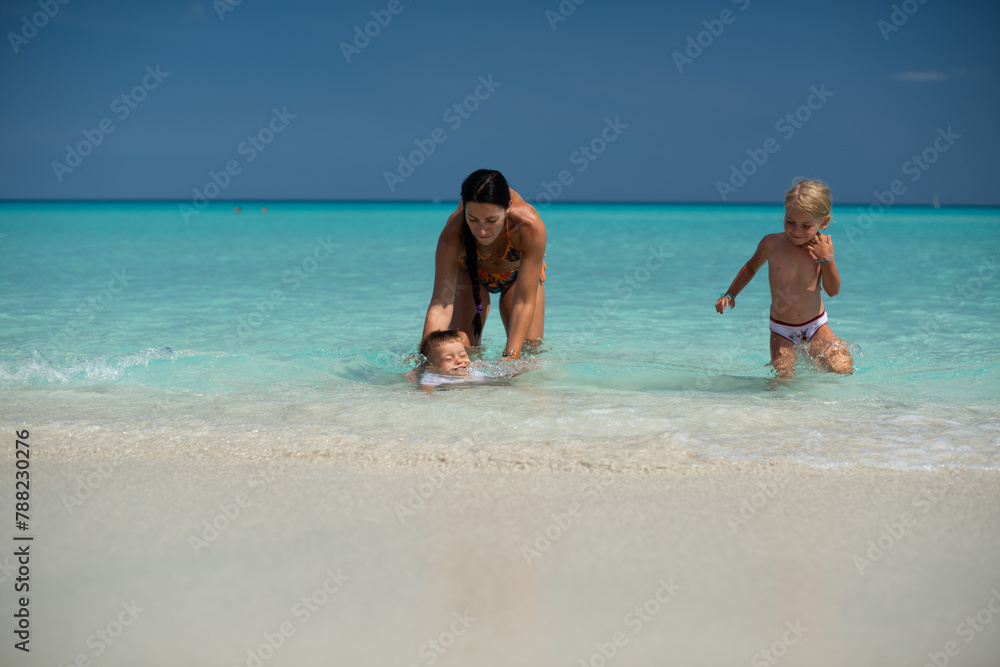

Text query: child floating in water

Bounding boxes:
[714,179,853,377]
[418,330,488,388]
[414,329,534,391]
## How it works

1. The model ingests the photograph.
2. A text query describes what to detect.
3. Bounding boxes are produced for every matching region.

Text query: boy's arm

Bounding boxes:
[405,362,427,384]
[715,238,768,313]
[806,232,841,297]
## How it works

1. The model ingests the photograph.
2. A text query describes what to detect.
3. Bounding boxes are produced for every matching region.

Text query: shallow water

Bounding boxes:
[1,201,998,470]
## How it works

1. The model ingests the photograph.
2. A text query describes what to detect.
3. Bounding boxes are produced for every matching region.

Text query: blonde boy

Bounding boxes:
[715,180,853,376]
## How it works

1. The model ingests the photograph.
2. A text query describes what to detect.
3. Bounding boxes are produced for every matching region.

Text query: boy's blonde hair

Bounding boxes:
[785,179,832,219]
[419,329,464,359]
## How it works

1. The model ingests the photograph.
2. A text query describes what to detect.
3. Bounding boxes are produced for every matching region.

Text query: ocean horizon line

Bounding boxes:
[2,198,999,209]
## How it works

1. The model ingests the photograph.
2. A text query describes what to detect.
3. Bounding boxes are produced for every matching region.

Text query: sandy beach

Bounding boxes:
[3,0,999,664]
[3,434,999,667]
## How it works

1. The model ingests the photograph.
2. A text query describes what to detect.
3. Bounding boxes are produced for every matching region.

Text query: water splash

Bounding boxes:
[0,346,177,387]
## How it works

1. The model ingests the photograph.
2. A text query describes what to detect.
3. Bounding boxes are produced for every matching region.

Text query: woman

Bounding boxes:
[421,169,546,358]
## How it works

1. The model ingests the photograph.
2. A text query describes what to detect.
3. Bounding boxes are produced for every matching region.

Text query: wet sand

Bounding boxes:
[3,444,999,667]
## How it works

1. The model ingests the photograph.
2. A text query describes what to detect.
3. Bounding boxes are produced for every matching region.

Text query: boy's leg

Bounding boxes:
[807,324,853,374]
[769,332,797,378]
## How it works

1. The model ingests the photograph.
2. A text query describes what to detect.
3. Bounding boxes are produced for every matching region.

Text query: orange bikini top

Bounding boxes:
[476,216,521,262]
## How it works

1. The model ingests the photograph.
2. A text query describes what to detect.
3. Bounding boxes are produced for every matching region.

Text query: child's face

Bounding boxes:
[784,205,830,246]
[427,340,470,375]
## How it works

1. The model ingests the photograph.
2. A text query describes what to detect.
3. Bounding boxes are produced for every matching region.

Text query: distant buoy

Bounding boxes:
[260,206,268,214]
[233,206,242,213]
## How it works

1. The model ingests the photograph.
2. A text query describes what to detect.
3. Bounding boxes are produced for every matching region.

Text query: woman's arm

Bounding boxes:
[503,199,546,356]
[422,208,464,339]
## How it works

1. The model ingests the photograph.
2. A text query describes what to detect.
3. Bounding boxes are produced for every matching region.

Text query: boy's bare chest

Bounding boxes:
[768,245,818,285]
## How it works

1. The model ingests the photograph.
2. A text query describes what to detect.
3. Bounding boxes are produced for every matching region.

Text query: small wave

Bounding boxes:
[470,358,541,378]
[0,346,177,387]
[325,348,421,384]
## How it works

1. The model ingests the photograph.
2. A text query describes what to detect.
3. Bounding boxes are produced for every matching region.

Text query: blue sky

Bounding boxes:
[1,0,998,204]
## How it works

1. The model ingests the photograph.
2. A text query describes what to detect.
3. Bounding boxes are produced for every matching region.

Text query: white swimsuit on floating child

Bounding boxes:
[420,369,489,387]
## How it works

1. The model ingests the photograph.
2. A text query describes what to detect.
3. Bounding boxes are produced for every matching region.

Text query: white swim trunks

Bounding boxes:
[769,311,828,345]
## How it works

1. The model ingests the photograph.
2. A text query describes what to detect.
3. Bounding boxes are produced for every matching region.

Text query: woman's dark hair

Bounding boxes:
[460,170,511,341]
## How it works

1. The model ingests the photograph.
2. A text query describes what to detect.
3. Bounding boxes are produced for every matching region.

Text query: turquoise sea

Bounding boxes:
[1,201,998,471]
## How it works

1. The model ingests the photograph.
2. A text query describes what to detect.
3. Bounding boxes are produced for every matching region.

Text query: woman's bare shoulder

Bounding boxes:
[509,190,545,229]
[435,204,466,256]
[439,203,465,236]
